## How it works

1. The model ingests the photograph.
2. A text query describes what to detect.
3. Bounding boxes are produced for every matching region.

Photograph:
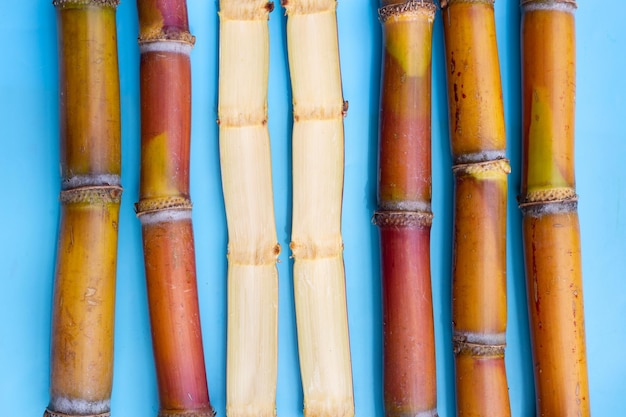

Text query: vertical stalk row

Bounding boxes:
[520,1,589,415]
[46,1,122,416]
[283,1,354,416]
[217,1,280,416]
[374,1,438,416]
[135,1,214,416]
[441,0,511,415]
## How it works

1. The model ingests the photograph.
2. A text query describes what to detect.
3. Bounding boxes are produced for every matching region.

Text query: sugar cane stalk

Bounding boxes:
[282,1,354,416]
[519,1,590,415]
[440,0,511,415]
[135,1,215,416]
[217,1,280,416]
[373,1,438,416]
[45,1,122,416]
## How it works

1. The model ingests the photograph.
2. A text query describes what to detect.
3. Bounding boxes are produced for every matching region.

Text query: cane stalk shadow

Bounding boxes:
[366,1,385,415]
[431,7,456,417]
[269,6,303,415]
[500,2,536,415]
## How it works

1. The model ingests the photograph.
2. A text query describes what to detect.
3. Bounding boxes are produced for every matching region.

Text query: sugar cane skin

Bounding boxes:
[441,0,511,415]
[136,1,214,416]
[375,1,438,416]
[520,1,590,416]
[46,1,122,416]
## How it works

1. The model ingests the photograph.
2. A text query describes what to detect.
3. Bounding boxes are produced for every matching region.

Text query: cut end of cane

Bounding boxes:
[378,0,437,23]
[220,0,275,21]
[45,411,110,417]
[303,399,355,417]
[226,406,276,417]
[46,397,111,417]
[282,0,337,16]
[441,0,495,9]
[520,0,577,11]
[158,409,216,417]
[53,0,119,9]
[381,407,438,417]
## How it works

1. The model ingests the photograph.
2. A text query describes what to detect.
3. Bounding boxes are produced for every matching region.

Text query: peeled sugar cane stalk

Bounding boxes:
[282,0,354,416]
[135,1,215,416]
[217,1,280,416]
[373,1,438,416]
[45,1,122,416]
[520,1,590,415]
[440,0,512,415]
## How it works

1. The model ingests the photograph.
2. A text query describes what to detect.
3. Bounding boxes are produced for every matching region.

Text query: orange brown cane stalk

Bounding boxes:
[373,1,438,416]
[135,1,215,416]
[520,0,590,415]
[440,0,511,415]
[45,1,122,416]
[282,0,354,416]
[217,1,280,416]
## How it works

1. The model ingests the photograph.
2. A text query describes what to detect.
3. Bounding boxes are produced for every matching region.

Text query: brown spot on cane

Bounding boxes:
[453,83,461,133]
[265,2,274,13]
[69,226,74,250]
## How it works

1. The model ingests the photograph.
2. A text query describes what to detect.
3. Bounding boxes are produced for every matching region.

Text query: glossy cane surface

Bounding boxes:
[441,1,511,415]
[136,1,214,415]
[375,1,438,416]
[46,1,122,416]
[520,1,590,415]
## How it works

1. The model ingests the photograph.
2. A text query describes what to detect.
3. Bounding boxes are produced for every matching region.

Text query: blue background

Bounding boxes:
[1,1,624,416]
